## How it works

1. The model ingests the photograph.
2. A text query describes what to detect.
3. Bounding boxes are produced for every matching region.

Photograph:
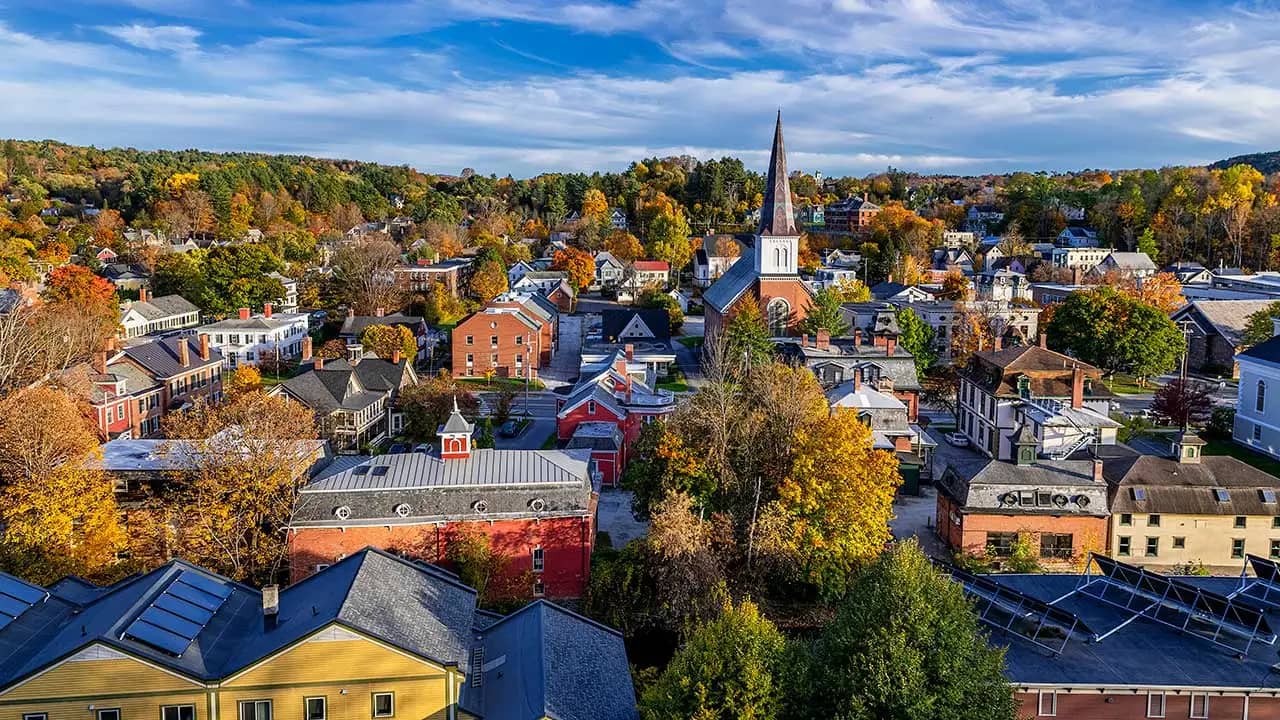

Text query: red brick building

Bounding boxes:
[555,346,677,486]
[704,113,814,338]
[451,300,551,379]
[288,404,599,600]
[83,335,224,439]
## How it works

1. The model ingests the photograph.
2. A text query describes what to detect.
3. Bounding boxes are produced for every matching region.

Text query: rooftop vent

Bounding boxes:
[394,503,411,517]
[334,506,352,521]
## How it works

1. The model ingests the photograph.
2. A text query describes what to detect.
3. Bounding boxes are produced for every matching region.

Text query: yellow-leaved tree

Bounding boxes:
[580,188,610,225]
[758,408,900,599]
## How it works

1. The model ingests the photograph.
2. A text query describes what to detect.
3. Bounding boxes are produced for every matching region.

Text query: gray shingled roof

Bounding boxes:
[121,336,222,378]
[339,313,425,338]
[1174,300,1274,348]
[701,256,755,312]
[128,294,199,320]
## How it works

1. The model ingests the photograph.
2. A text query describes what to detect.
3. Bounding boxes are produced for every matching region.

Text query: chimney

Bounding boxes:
[801,333,809,348]
[1092,458,1105,483]
[1071,367,1084,409]
[347,306,355,319]
[993,335,1002,352]
[238,307,250,321]
[886,335,896,356]
[816,330,830,350]
[392,349,401,364]
[624,343,634,361]
[138,287,147,303]
[263,302,272,319]
[301,336,313,362]
[315,356,324,371]
[1039,331,1048,349]
[853,328,862,346]
[887,273,894,284]
[853,368,862,391]
[198,334,210,361]
[375,307,385,318]
[262,584,279,630]
[178,339,190,367]
[863,191,868,201]
[94,351,108,375]
[626,375,633,403]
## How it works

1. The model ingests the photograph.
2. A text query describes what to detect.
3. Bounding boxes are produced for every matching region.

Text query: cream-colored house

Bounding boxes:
[1105,432,1280,572]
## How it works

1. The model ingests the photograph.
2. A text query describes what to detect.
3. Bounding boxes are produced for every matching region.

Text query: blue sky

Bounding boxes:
[4,0,1280,177]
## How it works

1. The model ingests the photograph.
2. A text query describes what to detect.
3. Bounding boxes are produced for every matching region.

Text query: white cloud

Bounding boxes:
[98,24,202,53]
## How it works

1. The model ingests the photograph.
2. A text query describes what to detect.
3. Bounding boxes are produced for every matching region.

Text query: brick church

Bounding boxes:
[704,112,814,338]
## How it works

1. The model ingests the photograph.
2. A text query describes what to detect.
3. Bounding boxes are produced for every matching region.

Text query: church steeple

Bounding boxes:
[758,111,797,237]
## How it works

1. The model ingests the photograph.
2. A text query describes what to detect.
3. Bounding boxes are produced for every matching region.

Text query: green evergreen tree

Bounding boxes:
[895,307,937,379]
[799,287,850,337]
[723,295,775,370]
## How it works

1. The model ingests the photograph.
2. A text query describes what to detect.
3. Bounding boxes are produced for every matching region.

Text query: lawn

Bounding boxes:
[656,369,690,392]
[457,377,547,391]
[1104,373,1161,395]
[676,336,704,349]
[1203,437,1280,477]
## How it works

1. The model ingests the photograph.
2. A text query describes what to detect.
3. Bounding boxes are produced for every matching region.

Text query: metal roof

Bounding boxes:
[301,449,591,492]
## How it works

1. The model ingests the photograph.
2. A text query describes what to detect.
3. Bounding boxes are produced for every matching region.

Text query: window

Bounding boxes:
[465,335,473,345]
[532,546,544,572]
[98,710,121,720]
[533,577,545,596]
[1214,488,1230,503]
[163,706,195,720]
[25,714,48,720]
[465,354,473,367]
[515,335,524,345]
[1131,488,1147,501]
[986,532,1017,557]
[1272,539,1280,559]
[1118,536,1131,556]
[305,698,326,720]
[1037,690,1056,717]
[1255,423,1264,441]
[371,693,394,719]
[1040,534,1073,559]
[490,353,498,365]
[239,701,271,720]
[1146,691,1166,718]
[1147,514,1160,527]
[490,335,498,347]
[1190,693,1209,719]
[1173,537,1185,549]
[588,400,597,415]
[1274,516,1280,529]
[1233,538,1246,559]
[1236,516,1248,529]
[766,298,790,336]
[1120,513,1132,526]
[1258,380,1267,413]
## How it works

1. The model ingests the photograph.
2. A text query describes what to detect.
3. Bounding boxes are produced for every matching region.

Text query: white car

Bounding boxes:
[944,432,970,447]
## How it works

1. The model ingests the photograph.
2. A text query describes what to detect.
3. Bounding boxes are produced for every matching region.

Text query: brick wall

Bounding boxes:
[289,514,594,599]
[451,312,542,379]
[937,499,1107,564]
[1018,689,1266,720]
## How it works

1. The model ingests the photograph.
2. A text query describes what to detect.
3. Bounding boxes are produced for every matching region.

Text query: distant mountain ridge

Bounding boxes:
[1210,151,1280,174]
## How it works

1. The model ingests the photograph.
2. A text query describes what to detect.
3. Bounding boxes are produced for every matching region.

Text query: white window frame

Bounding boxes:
[1146,692,1165,718]
[1189,693,1208,719]
[24,713,48,720]
[98,710,121,720]
[532,546,544,573]
[239,700,272,720]
[162,705,195,720]
[1037,690,1056,717]
[371,693,394,718]
[304,697,326,720]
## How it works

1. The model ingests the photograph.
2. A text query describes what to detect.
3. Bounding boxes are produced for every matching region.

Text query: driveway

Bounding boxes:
[596,489,647,548]
[890,486,948,559]
[541,314,583,389]
[493,417,556,450]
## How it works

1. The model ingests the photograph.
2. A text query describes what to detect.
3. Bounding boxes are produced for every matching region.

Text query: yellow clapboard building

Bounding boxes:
[0,549,635,720]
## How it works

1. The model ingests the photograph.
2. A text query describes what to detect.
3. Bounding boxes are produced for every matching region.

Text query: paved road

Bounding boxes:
[541,314,583,388]
[597,489,647,548]
[476,390,559,418]
[493,417,557,450]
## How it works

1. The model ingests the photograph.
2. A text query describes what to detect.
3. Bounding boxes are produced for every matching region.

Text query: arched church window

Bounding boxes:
[767,298,790,336]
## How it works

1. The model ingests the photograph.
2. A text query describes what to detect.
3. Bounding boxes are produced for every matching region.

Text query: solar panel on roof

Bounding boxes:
[123,570,231,656]
[1231,555,1280,609]
[352,466,370,475]
[0,573,48,631]
[939,563,1091,655]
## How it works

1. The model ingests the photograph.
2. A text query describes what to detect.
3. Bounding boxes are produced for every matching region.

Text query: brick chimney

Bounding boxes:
[392,349,401,364]
[375,307,385,318]
[853,367,862,391]
[263,302,272,319]
[853,328,862,346]
[238,307,250,321]
[624,343,634,361]
[1039,331,1047,349]
[1071,366,1084,409]
[626,375,633,403]
[301,336,313,362]
[801,333,809,348]
[198,334,210,361]
[94,351,108,375]
[138,287,148,303]
[886,335,896,356]
[993,335,1002,352]
[1092,457,1105,482]
[315,356,324,370]
[178,339,190,367]
[816,330,830,350]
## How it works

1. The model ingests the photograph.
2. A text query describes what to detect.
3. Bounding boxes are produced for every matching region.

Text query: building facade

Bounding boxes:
[198,305,310,368]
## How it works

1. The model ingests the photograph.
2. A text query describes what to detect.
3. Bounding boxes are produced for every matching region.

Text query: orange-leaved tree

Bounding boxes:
[551,246,596,292]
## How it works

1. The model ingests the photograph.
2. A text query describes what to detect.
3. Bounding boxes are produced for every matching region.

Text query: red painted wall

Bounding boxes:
[1017,690,1264,720]
[289,512,596,599]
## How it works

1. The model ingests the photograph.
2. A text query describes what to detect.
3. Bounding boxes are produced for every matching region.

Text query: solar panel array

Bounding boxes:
[1077,554,1276,654]
[1231,554,1280,609]
[940,563,1092,655]
[123,570,233,656]
[0,574,47,631]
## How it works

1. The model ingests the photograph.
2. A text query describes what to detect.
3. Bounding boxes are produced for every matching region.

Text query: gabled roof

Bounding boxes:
[633,260,669,272]
[124,294,199,321]
[339,313,425,338]
[121,336,222,378]
[702,256,756,312]
[279,362,384,413]
[1103,251,1157,271]
[1240,334,1280,365]
[600,308,670,343]
[1173,300,1274,348]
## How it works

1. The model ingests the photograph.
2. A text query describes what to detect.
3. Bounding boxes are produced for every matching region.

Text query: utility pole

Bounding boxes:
[1177,319,1193,431]
[746,476,762,570]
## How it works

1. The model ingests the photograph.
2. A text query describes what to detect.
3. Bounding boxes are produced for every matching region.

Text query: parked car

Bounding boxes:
[944,432,969,447]
[387,443,410,454]
[498,420,520,438]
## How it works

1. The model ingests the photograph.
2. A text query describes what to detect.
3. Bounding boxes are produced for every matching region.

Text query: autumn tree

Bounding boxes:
[604,229,645,262]
[638,288,684,332]
[399,371,480,443]
[333,240,404,315]
[641,598,788,720]
[1152,378,1215,428]
[580,187,610,225]
[1243,301,1280,347]
[93,208,125,248]
[798,287,850,336]
[468,256,509,302]
[831,278,871,303]
[949,304,999,364]
[937,269,971,300]
[551,246,596,292]
[317,338,348,360]
[757,408,899,599]
[446,526,525,606]
[1047,286,1183,378]
[418,282,469,326]
[161,391,319,584]
[1125,272,1183,314]
[646,210,693,282]
[1205,164,1266,267]
[793,541,1017,720]
[623,422,714,519]
[225,366,263,399]
[360,323,417,363]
